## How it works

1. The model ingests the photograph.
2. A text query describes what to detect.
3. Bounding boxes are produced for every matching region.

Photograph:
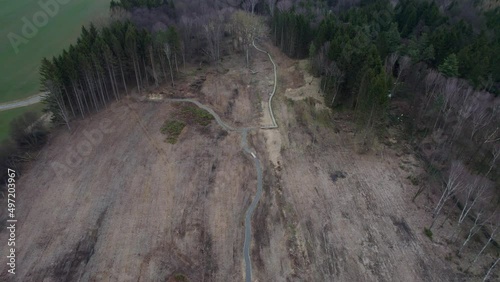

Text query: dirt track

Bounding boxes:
[0,42,495,281]
[0,93,46,112]
[163,98,263,282]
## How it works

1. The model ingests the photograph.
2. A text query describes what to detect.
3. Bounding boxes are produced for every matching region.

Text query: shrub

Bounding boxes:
[424,227,433,239]
[161,120,186,144]
[407,175,419,185]
[9,111,48,150]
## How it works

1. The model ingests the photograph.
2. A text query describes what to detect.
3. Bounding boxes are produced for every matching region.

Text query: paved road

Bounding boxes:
[0,93,46,112]
[241,128,263,282]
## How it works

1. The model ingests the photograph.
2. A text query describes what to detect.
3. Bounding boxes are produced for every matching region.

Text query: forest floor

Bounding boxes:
[0,42,497,281]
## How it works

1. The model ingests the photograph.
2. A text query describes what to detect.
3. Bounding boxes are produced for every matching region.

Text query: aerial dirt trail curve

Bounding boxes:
[165,41,277,282]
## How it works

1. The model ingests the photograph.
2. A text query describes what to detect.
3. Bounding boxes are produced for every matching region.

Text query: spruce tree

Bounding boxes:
[438,53,459,77]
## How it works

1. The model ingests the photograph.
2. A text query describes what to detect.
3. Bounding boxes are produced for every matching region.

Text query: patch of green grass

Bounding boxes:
[0,103,45,141]
[173,273,188,281]
[0,0,111,103]
[180,106,214,126]
[424,228,433,240]
[161,120,185,144]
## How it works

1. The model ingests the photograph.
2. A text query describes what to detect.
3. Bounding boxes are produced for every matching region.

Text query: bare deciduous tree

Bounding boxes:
[164,43,175,87]
[385,54,410,97]
[230,11,268,67]
[266,0,276,16]
[242,0,258,14]
[277,0,293,12]
[458,208,493,255]
[203,13,225,64]
[484,126,500,144]
[325,63,344,107]
[483,257,500,282]
[452,88,474,140]
[486,145,500,176]
[474,218,499,263]
[470,99,493,140]
[419,70,444,120]
[430,161,465,229]
[457,176,489,224]
[44,80,71,131]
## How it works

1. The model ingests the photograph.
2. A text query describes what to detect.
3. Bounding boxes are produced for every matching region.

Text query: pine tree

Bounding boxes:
[438,53,459,77]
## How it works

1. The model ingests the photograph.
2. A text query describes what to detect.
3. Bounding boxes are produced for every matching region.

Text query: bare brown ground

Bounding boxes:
[250,42,498,282]
[0,42,497,281]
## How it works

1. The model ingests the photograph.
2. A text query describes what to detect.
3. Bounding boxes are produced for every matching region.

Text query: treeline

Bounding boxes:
[272,0,500,107]
[396,0,500,91]
[40,21,182,127]
[273,0,395,135]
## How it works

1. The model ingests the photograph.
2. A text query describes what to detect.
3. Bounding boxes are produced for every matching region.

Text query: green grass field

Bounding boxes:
[0,103,45,141]
[0,0,111,103]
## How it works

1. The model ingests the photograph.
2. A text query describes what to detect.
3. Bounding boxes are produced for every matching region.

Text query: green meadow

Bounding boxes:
[0,0,111,104]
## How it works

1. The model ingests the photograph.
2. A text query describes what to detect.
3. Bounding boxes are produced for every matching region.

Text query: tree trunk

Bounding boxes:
[474,230,496,263]
[63,86,76,118]
[174,54,179,73]
[245,46,249,68]
[118,58,128,95]
[107,64,119,101]
[78,80,91,114]
[85,72,99,112]
[132,56,141,94]
[159,50,167,82]
[166,53,175,87]
[149,46,159,87]
[483,257,499,282]
[142,57,149,89]
[72,82,84,118]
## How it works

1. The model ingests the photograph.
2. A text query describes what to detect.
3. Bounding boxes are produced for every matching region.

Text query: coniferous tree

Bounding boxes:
[439,53,459,77]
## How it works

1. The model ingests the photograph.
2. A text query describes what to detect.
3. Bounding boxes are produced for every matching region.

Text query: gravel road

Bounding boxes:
[0,93,46,111]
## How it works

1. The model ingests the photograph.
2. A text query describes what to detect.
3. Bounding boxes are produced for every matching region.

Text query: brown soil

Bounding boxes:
[0,42,497,281]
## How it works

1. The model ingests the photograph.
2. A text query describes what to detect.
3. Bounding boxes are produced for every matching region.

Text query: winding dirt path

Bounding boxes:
[165,98,262,282]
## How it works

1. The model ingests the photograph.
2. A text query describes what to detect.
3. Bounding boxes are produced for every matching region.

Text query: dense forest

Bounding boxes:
[40,21,183,127]
[271,0,499,178]
[1,0,499,277]
[271,1,500,277]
